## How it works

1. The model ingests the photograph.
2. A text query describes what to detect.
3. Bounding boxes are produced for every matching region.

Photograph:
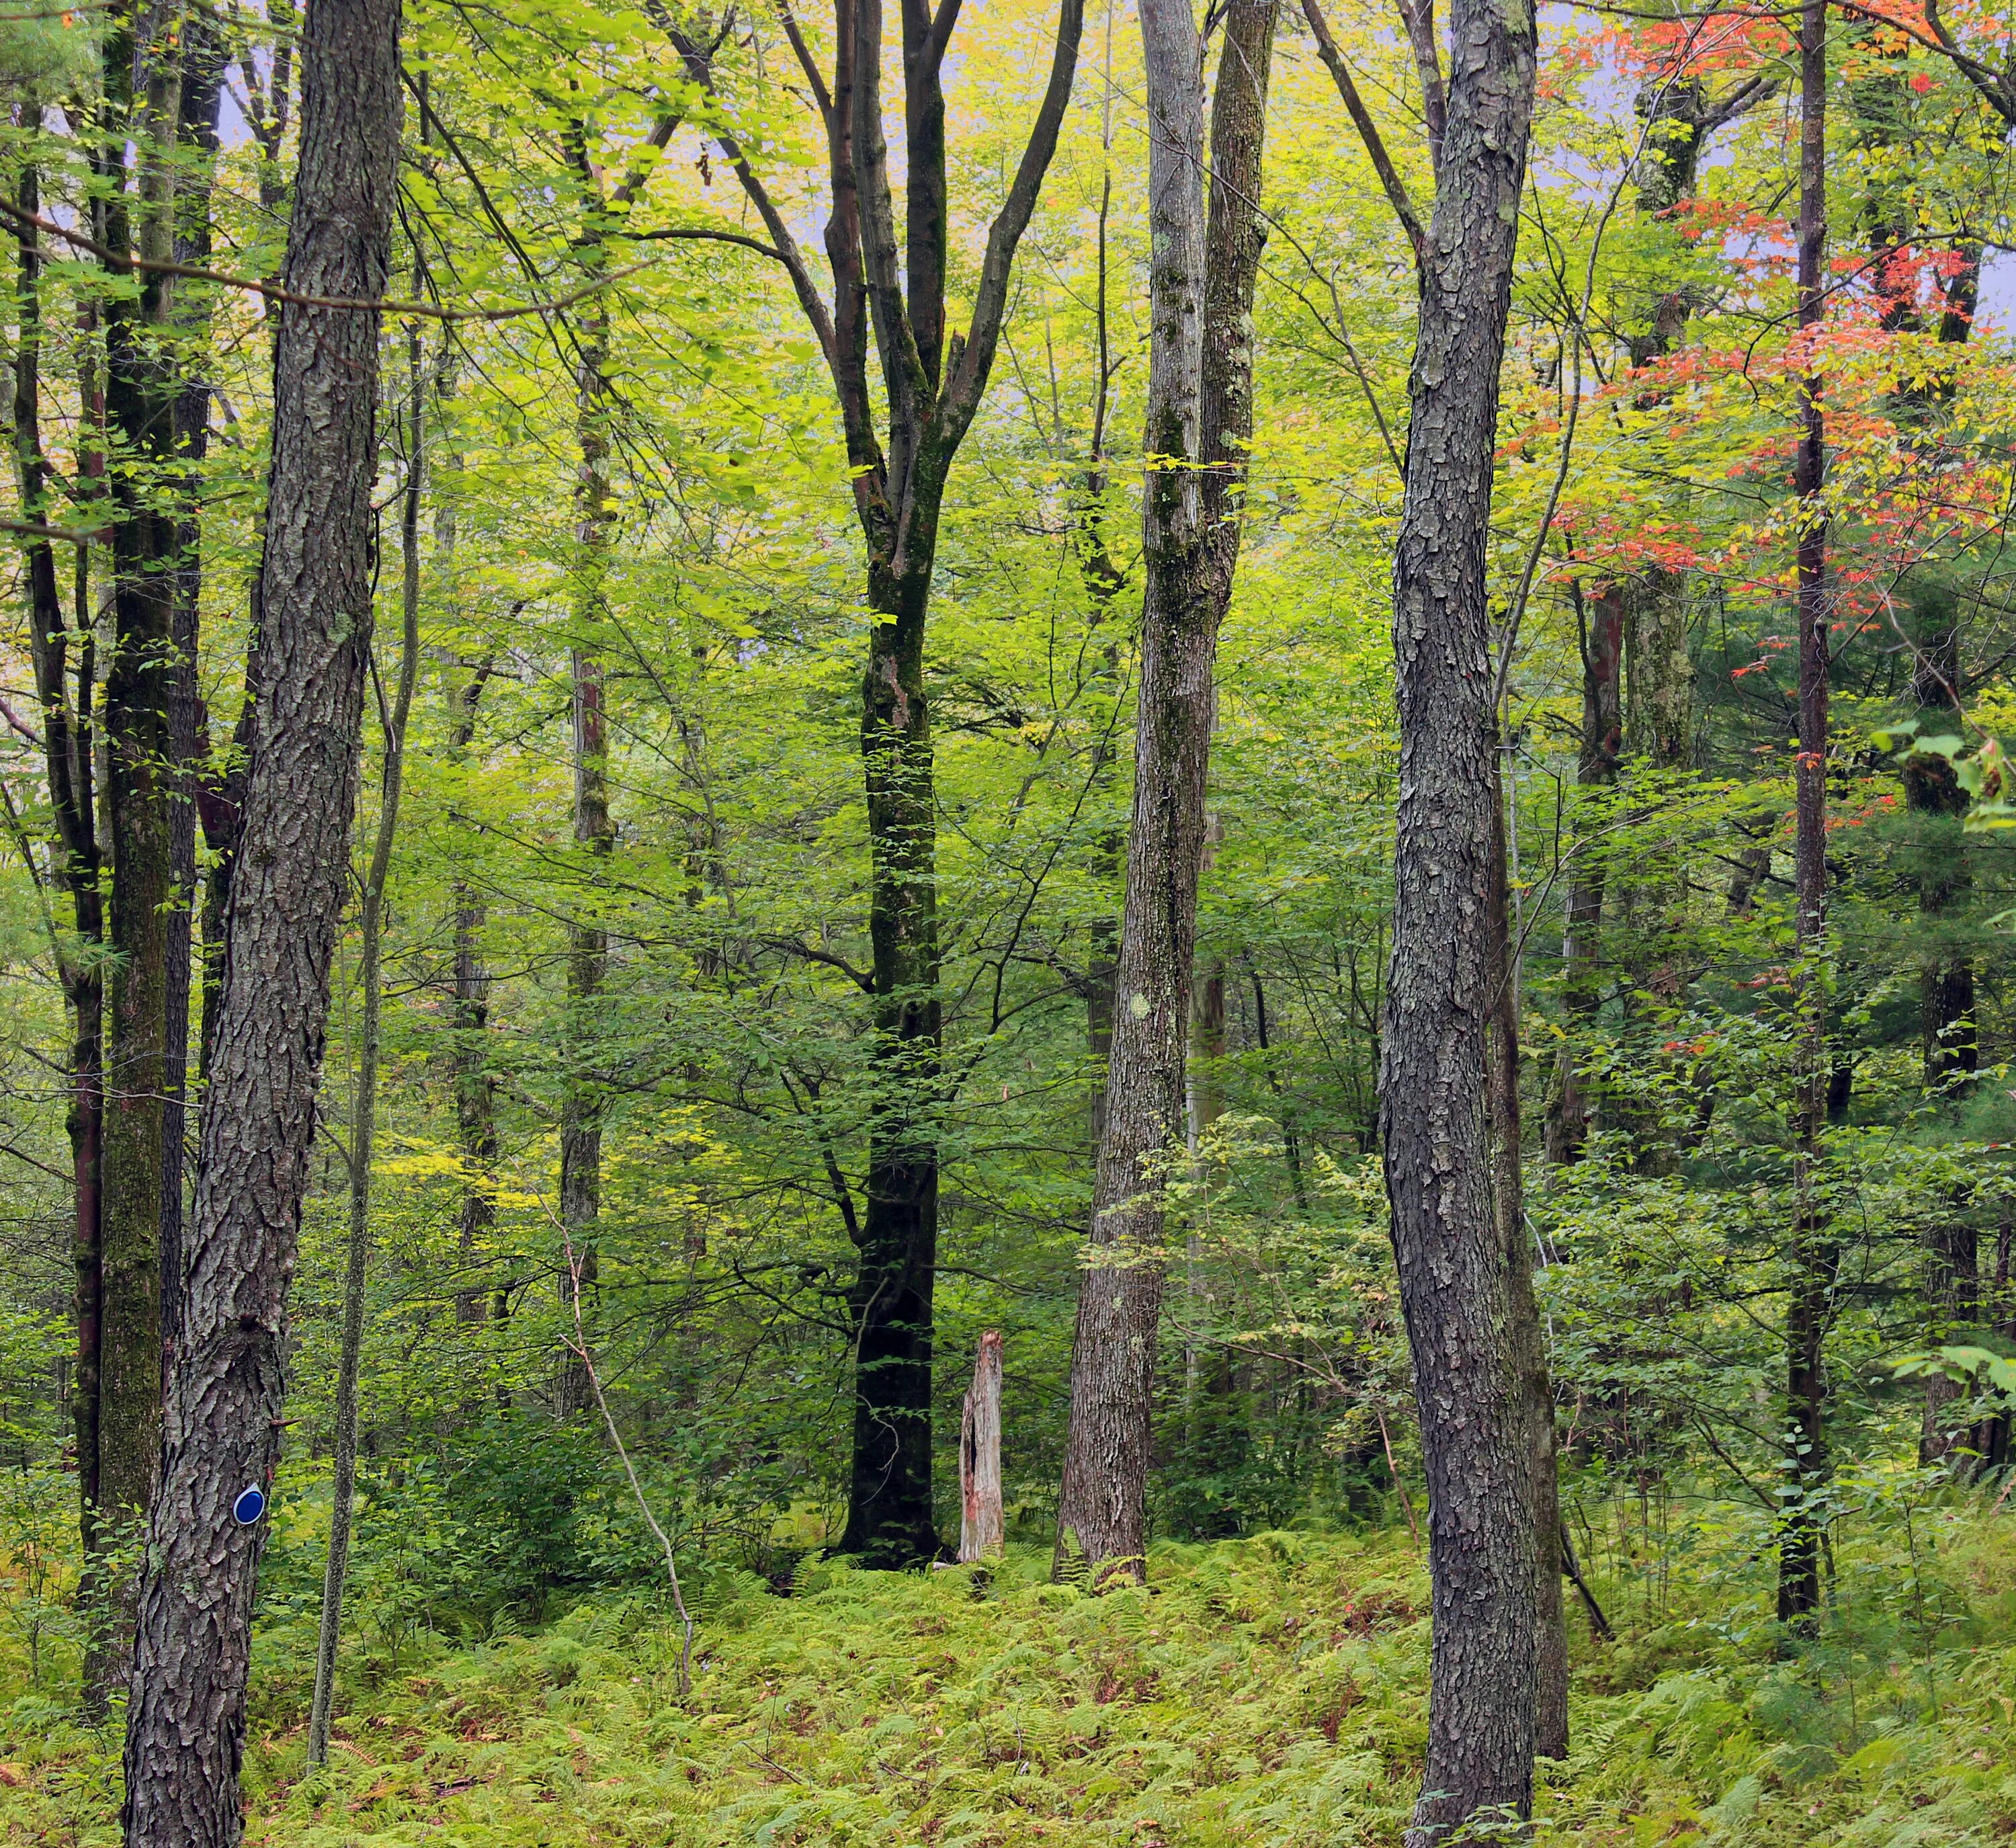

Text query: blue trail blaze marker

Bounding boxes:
[232,1485,266,1526]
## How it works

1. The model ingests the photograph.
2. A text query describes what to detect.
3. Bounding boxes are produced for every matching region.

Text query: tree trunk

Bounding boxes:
[307,306,425,1769]
[124,0,400,1835]
[555,277,615,1418]
[1546,580,1624,1166]
[11,140,106,1691]
[1778,0,1832,1638]
[671,0,1083,1567]
[450,663,497,1325]
[958,1330,1005,1563]
[1057,0,1275,1586]
[1249,970,1308,1210]
[196,4,293,1090]
[1380,0,1540,1827]
[161,8,226,1390]
[1920,1205,1980,1470]
[1493,763,1566,1758]
[1974,1204,2013,1475]
[87,7,185,1707]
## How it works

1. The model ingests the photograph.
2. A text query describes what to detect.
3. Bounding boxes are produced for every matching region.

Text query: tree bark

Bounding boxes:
[958,1330,1005,1563]
[1379,0,1541,1829]
[1778,0,1832,1638]
[161,5,226,1396]
[11,136,106,1692]
[555,231,615,1420]
[1056,0,1275,1586]
[197,3,294,1091]
[449,661,497,1325]
[1492,762,1566,1759]
[124,0,400,1835]
[87,4,185,1707]
[1545,580,1624,1166]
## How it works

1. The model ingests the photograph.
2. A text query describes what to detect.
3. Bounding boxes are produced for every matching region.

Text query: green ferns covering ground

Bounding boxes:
[6,1505,2016,1845]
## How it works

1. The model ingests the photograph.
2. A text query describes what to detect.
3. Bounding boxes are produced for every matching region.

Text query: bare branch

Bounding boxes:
[1301,0,1426,274]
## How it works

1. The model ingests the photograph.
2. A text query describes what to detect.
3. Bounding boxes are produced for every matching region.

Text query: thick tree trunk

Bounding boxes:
[841,542,948,1564]
[1380,0,1540,1828]
[1778,0,1831,1638]
[123,0,400,1837]
[958,1331,1005,1563]
[1057,0,1275,1585]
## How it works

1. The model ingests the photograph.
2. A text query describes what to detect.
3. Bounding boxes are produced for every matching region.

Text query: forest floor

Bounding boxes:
[3,1505,2015,1845]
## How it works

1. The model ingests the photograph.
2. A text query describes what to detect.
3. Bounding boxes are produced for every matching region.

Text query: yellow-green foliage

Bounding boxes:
[6,1519,2016,1845]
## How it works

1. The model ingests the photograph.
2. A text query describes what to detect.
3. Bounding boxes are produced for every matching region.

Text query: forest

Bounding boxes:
[3,0,2016,1839]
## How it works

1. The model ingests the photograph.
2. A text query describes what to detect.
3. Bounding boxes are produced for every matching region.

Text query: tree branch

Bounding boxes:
[1301,0,1426,274]
[937,0,1087,444]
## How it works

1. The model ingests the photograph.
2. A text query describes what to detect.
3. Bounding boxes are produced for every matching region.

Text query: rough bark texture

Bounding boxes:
[958,1331,1005,1563]
[1056,0,1275,1585]
[1380,0,1541,1828]
[1778,0,1832,1636]
[679,0,1082,1565]
[123,0,400,1835]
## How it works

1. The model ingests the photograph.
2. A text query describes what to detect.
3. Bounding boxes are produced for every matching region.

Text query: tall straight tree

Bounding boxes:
[161,6,228,1376]
[87,0,184,1709]
[9,114,106,1704]
[1779,0,1833,1634]
[1056,0,1278,1582]
[669,0,1083,1564]
[123,0,403,1836]
[1374,0,1544,1829]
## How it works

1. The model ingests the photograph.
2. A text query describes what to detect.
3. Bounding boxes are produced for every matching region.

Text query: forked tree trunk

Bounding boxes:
[123,1,401,1836]
[958,1331,1005,1563]
[1380,0,1542,1829]
[674,0,1081,1567]
[1057,0,1276,1585]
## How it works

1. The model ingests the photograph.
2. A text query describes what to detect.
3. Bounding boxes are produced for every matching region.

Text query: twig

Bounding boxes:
[1374,1404,1423,1548]
[559,1220,698,1696]
[0,195,654,323]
